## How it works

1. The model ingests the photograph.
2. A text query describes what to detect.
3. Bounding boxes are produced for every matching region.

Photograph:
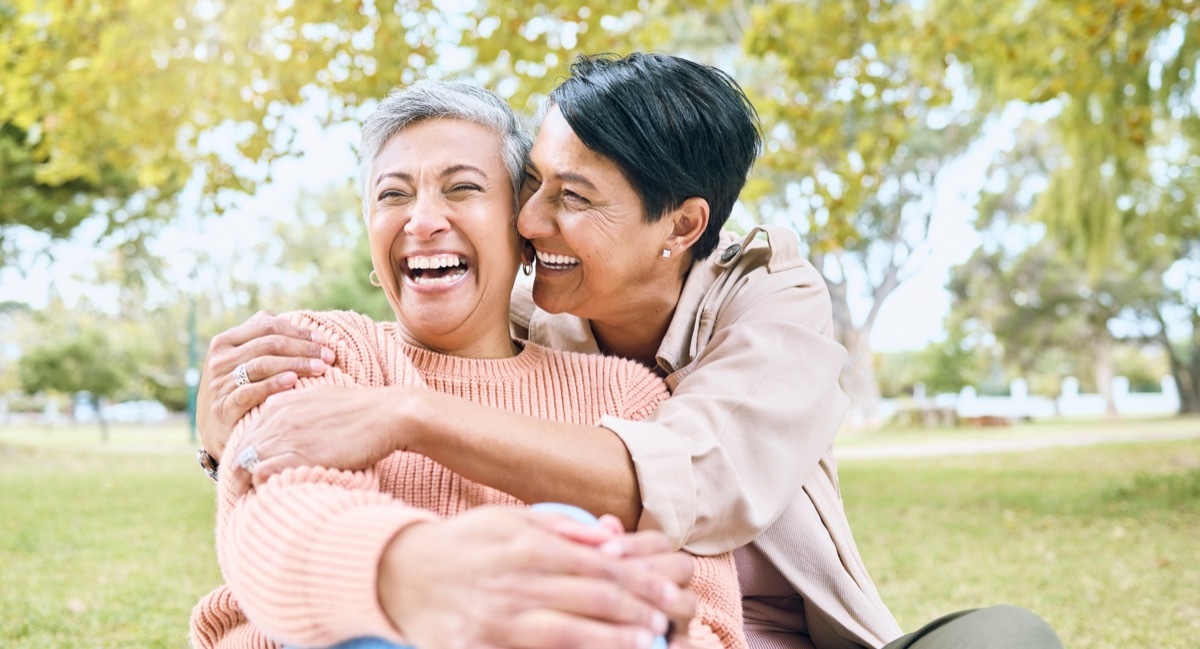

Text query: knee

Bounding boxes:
[974,605,1062,649]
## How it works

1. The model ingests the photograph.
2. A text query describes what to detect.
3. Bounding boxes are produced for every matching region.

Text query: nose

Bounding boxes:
[517,188,555,240]
[404,193,451,239]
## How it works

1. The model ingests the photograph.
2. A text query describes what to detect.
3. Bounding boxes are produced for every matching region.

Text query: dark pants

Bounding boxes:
[883,605,1063,649]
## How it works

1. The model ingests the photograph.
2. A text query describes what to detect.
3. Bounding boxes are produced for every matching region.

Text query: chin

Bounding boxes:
[531,285,573,315]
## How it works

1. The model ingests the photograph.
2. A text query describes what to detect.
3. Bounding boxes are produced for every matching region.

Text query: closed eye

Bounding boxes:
[562,189,590,207]
[379,189,408,200]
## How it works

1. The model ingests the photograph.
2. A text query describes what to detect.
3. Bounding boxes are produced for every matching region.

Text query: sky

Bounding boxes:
[0,100,1027,353]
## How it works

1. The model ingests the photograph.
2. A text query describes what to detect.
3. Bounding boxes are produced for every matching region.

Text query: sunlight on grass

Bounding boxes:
[1,422,1197,648]
[842,439,1200,649]
[0,436,220,648]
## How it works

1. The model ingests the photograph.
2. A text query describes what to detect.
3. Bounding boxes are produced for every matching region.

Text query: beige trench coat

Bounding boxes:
[510,225,902,649]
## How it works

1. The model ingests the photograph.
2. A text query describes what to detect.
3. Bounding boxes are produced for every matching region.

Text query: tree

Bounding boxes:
[931,0,1199,266]
[273,182,392,320]
[736,1,982,428]
[19,326,127,439]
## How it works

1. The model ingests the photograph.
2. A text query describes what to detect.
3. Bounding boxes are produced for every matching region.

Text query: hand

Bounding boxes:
[380,506,692,649]
[226,384,409,490]
[599,526,699,646]
[198,310,335,459]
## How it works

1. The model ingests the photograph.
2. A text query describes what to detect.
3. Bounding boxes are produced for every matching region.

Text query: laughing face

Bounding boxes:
[518,106,677,326]
[367,117,521,358]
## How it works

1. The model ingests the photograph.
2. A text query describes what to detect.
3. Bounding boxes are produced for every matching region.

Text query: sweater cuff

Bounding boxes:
[304,504,438,644]
[596,415,695,548]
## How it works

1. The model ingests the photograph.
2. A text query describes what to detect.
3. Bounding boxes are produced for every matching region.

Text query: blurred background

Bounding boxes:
[2,0,1198,432]
[1,1,1198,647]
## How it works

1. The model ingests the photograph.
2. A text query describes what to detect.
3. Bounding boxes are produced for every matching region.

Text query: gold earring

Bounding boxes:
[369,270,382,287]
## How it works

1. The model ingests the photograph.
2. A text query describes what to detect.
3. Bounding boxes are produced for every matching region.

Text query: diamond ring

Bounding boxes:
[236,446,260,472]
[233,363,251,387]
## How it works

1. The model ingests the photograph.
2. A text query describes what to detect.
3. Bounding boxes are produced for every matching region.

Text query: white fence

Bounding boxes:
[881,375,1180,423]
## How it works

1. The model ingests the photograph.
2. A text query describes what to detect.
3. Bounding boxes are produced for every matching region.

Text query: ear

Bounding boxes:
[664,197,710,255]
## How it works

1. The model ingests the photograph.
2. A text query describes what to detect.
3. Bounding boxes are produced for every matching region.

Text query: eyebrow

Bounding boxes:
[375,164,489,186]
[524,161,598,192]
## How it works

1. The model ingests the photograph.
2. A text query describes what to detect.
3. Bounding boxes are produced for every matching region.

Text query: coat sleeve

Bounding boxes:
[215,312,437,647]
[599,258,849,555]
[611,362,746,649]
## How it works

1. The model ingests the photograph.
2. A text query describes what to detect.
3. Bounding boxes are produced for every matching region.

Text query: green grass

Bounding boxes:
[841,437,1200,649]
[1,420,1197,648]
[0,425,220,648]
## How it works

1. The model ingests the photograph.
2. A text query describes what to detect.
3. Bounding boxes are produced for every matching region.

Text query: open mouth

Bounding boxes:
[403,254,469,286]
[535,249,581,271]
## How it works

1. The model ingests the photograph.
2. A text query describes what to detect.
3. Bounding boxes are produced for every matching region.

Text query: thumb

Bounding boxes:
[251,453,306,488]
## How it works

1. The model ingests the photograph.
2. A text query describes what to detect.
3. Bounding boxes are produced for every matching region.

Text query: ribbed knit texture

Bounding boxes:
[191,310,746,649]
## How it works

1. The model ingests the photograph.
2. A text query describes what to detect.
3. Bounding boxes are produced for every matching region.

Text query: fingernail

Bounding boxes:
[635,630,654,649]
[320,348,335,363]
[661,580,679,605]
[309,331,326,344]
[310,359,325,373]
[599,539,624,556]
[650,611,668,634]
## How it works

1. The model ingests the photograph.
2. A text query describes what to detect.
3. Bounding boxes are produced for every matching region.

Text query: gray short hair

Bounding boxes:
[359,80,532,218]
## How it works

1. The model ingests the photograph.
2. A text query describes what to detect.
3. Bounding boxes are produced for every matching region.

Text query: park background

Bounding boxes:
[1,0,1198,647]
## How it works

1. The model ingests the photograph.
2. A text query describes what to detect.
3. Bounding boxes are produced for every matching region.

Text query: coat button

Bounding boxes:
[720,243,741,262]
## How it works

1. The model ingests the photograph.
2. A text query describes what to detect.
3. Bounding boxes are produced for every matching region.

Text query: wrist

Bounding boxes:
[378,520,435,633]
[393,386,435,455]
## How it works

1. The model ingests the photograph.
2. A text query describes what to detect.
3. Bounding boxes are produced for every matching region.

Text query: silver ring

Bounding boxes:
[233,363,251,387]
[236,446,260,472]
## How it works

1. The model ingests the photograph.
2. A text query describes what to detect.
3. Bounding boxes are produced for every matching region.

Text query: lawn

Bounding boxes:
[1,421,1197,648]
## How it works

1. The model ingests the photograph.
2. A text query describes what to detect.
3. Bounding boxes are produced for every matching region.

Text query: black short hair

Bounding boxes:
[549,53,762,260]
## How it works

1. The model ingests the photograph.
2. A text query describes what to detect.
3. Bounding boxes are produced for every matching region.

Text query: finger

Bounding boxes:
[244,355,330,383]
[597,514,625,537]
[251,453,306,488]
[602,529,674,558]
[502,573,669,633]
[224,313,327,348]
[242,334,335,365]
[608,552,693,613]
[221,373,298,422]
[527,510,619,548]
[221,449,254,494]
[500,608,659,649]
[662,588,697,640]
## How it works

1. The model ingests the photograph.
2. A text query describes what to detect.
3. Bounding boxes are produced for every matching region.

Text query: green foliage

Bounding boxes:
[932,0,1200,266]
[18,328,127,400]
[274,182,392,320]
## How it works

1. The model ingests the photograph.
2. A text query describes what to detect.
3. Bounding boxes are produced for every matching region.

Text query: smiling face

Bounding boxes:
[368,117,520,358]
[518,106,679,326]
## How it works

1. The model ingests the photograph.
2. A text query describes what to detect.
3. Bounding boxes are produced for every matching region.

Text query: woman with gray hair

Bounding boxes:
[190,79,745,649]
[200,55,1061,649]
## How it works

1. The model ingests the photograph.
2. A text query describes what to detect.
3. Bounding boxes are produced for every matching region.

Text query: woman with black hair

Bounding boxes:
[198,53,1060,649]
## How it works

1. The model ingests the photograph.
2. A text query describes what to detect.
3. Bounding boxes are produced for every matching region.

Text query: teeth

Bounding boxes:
[407,254,464,270]
[411,271,465,286]
[535,250,581,267]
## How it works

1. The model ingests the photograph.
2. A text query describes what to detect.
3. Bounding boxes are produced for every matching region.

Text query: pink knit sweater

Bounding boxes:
[190,310,746,649]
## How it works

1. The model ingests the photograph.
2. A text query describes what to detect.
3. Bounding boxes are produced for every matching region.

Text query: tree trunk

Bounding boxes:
[1180,343,1200,415]
[95,395,109,442]
[1091,337,1119,421]
[840,328,884,430]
